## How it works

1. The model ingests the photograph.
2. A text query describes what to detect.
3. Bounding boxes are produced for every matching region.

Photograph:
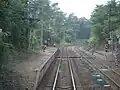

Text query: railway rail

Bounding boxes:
[102,64,120,88]
[74,46,120,90]
[52,47,77,90]
[37,47,77,90]
[37,46,118,90]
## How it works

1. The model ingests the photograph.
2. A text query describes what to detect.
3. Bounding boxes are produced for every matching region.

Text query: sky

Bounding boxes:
[50,0,110,19]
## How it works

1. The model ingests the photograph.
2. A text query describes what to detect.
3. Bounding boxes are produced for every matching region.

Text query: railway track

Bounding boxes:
[37,47,77,90]
[37,46,116,90]
[102,64,120,79]
[74,46,120,90]
[53,47,100,90]
[101,64,120,89]
[67,48,95,89]
[52,47,76,90]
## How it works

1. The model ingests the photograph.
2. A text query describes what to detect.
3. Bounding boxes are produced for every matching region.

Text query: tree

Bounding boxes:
[65,14,91,42]
[91,0,120,44]
[0,0,91,69]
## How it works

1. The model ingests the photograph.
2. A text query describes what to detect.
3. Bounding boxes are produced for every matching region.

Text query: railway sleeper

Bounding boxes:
[45,85,111,89]
[56,56,92,59]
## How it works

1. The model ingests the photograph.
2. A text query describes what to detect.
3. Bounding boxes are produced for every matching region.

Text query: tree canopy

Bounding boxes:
[91,0,120,44]
[0,0,91,68]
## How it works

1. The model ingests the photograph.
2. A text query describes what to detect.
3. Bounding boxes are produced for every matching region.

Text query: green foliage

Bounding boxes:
[88,37,98,45]
[0,31,13,69]
[65,14,91,42]
[0,0,28,49]
[0,0,91,69]
[29,1,91,45]
[91,0,120,44]
[1,0,120,71]
[0,0,28,69]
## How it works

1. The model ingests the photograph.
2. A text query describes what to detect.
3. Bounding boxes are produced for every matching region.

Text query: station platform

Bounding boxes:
[4,47,57,90]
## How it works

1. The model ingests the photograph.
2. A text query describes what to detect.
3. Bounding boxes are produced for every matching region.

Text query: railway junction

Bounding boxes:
[32,46,120,90]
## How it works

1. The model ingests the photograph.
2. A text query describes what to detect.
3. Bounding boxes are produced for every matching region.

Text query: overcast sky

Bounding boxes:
[50,0,110,19]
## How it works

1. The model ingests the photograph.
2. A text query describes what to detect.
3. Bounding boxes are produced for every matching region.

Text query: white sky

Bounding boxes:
[50,0,110,19]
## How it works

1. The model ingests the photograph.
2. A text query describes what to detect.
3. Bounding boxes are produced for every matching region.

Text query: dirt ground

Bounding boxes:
[94,51,120,73]
[79,46,120,73]
[1,47,57,90]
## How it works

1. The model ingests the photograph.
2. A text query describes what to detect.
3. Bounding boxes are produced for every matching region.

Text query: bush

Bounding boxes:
[0,31,13,69]
[88,37,98,46]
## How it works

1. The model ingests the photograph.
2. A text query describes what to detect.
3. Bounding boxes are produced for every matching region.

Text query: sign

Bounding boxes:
[44,40,47,44]
[0,29,2,33]
[119,38,120,44]
[108,40,112,45]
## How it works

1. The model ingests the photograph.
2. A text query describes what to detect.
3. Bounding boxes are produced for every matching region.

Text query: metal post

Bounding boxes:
[109,1,114,61]
[40,7,43,50]
[27,0,30,49]
[41,20,43,50]
[63,27,65,42]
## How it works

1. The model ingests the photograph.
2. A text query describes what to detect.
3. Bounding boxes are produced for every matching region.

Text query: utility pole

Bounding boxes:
[108,1,113,55]
[63,24,65,42]
[108,0,117,63]
[40,4,47,50]
[27,0,31,49]
[40,18,43,50]
[40,6,44,50]
[26,0,43,50]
